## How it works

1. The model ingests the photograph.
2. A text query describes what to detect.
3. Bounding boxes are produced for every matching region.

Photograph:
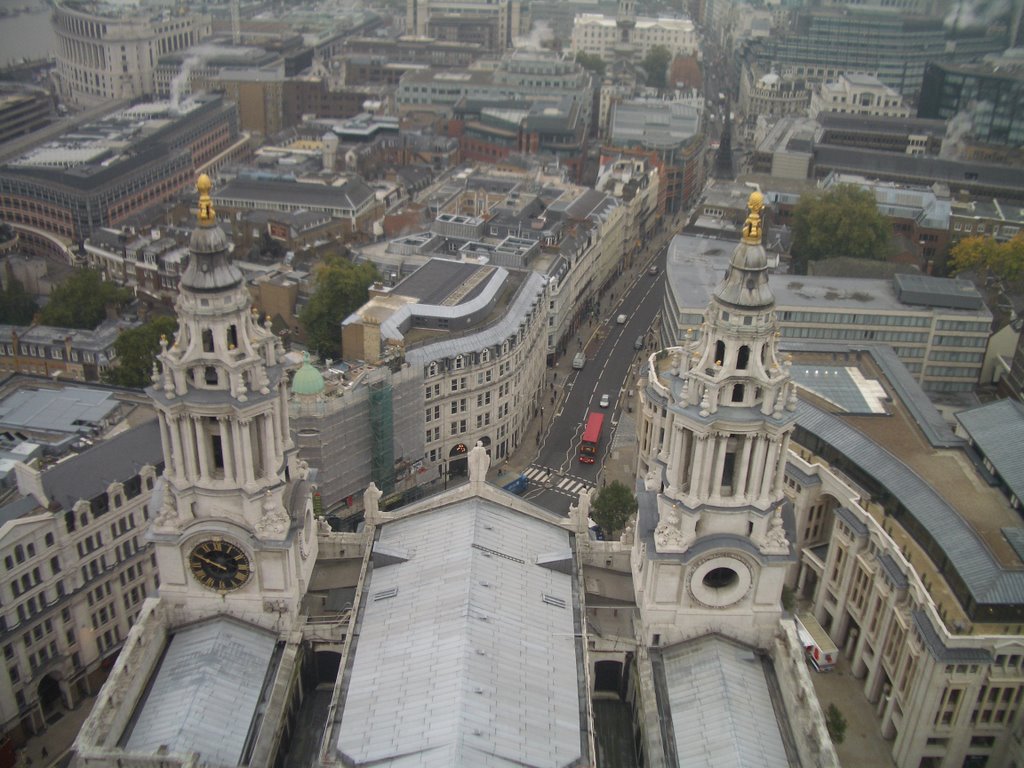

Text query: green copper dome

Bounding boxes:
[292,352,325,396]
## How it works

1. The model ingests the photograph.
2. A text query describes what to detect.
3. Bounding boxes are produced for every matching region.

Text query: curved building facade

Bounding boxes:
[52,0,211,107]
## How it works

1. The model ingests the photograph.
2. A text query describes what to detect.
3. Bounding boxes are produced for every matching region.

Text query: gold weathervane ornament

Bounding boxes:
[741,190,764,245]
[196,174,215,224]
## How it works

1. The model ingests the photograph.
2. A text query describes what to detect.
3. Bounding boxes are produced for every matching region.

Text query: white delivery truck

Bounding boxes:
[795,611,839,672]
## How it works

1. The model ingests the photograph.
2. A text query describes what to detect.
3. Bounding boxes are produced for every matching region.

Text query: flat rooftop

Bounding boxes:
[667,233,992,320]
[392,259,497,306]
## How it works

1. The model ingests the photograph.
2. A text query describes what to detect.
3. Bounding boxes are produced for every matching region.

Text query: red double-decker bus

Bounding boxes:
[578,412,605,464]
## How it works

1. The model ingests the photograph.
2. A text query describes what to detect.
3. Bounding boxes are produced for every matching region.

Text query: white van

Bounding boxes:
[572,352,586,369]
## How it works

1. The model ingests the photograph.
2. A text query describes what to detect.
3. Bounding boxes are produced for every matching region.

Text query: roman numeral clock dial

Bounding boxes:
[188,538,251,592]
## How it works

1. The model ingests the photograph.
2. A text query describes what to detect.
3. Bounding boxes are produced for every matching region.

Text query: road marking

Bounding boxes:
[524,467,549,482]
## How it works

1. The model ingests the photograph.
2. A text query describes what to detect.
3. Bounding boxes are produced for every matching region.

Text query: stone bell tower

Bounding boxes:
[633,191,798,647]
[146,175,317,627]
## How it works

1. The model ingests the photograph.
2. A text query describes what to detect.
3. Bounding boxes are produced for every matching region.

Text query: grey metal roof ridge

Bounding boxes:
[912,609,992,663]
[878,552,909,589]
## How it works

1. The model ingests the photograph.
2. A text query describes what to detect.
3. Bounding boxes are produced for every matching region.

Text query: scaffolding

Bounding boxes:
[367,373,395,493]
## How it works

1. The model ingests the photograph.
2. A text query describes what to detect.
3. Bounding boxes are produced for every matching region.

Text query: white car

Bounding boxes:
[599,394,611,408]
[616,314,627,324]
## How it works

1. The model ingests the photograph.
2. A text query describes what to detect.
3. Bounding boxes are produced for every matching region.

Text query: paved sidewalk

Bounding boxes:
[14,697,95,768]
[809,656,897,768]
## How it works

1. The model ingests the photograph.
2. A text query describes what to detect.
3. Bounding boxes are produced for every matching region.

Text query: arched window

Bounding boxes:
[205,366,218,385]
[715,340,726,365]
[202,329,214,353]
[480,349,490,363]
[226,324,238,349]
[737,345,750,370]
[732,384,745,403]
[427,362,438,377]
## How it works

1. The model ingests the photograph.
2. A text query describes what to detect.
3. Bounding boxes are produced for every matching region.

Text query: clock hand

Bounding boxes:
[194,553,228,572]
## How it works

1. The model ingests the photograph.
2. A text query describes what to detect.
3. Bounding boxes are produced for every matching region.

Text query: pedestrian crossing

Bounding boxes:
[556,477,592,496]
[522,466,592,498]
[523,466,550,483]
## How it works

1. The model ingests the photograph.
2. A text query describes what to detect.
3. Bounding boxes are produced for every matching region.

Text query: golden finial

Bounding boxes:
[741,190,764,245]
[197,174,215,225]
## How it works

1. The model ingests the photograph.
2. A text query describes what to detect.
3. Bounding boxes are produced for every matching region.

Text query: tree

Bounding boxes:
[39,268,132,330]
[825,703,847,744]
[103,315,178,388]
[574,51,606,78]
[591,480,638,539]
[949,233,1024,283]
[300,256,380,359]
[641,45,672,90]
[0,275,38,325]
[259,230,285,260]
[791,185,891,274]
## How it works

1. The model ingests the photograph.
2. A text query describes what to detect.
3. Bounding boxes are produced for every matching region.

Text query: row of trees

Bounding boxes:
[790,184,1024,285]
[1,267,134,328]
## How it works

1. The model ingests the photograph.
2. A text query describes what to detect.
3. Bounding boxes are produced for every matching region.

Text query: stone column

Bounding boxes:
[234,419,252,486]
[773,432,792,494]
[194,416,210,480]
[184,416,200,480]
[749,436,768,501]
[262,413,276,479]
[271,401,285,458]
[669,424,685,488]
[690,433,708,498]
[169,415,185,481]
[158,415,174,478]
[218,417,235,481]
[658,412,675,462]
[278,384,292,448]
[679,429,693,491]
[734,434,753,500]
[710,433,728,499]
[760,437,780,498]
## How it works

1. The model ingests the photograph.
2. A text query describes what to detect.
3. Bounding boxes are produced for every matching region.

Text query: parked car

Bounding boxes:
[599,394,610,408]
[634,335,645,350]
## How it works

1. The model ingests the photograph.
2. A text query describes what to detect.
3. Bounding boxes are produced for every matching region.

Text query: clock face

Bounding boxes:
[188,538,251,592]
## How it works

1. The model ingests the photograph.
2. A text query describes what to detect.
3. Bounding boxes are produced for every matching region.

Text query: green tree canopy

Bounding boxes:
[0,275,38,325]
[574,51,606,77]
[39,268,132,330]
[641,45,672,90]
[300,256,380,359]
[104,315,178,389]
[791,185,891,274]
[949,233,1024,284]
[591,480,638,539]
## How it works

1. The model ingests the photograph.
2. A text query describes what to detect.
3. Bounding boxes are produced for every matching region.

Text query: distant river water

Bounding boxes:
[0,0,57,66]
